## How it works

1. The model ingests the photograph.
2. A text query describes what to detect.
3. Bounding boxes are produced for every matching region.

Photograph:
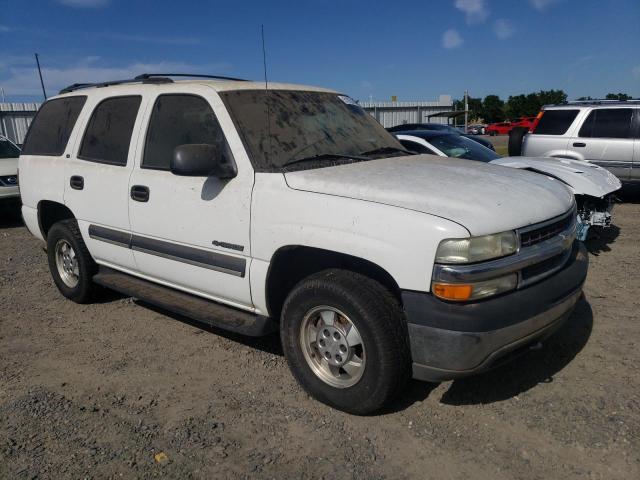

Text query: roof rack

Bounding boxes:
[59,73,248,94]
[134,73,248,82]
[544,99,640,107]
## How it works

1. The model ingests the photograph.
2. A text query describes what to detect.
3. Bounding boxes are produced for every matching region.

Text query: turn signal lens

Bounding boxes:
[432,274,517,302]
[432,283,473,301]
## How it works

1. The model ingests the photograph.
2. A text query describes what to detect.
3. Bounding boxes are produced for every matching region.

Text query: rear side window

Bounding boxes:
[21,96,86,156]
[143,94,227,170]
[79,96,142,166]
[533,109,579,135]
[579,108,633,139]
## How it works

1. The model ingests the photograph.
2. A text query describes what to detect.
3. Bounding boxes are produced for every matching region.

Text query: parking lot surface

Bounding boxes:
[1,198,639,479]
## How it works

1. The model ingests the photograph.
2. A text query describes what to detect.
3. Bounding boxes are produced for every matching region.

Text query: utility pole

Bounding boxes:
[34,53,47,100]
[464,89,469,133]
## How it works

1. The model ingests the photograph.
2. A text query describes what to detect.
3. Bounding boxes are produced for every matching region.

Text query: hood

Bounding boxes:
[0,157,18,177]
[493,156,621,198]
[284,155,574,236]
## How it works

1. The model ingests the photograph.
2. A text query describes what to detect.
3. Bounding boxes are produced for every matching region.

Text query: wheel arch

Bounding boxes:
[38,200,76,240]
[265,245,401,321]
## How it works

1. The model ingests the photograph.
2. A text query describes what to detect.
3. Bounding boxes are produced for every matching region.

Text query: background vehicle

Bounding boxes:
[387,123,495,150]
[19,74,587,414]
[521,100,640,183]
[395,130,621,240]
[485,122,514,136]
[0,135,21,205]
[512,117,537,130]
[466,124,486,135]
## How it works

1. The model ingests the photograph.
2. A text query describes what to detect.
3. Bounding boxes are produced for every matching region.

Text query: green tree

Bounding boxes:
[480,95,504,123]
[605,92,632,100]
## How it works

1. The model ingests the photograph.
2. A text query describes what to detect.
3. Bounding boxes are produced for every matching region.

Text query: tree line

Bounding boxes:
[453,91,634,124]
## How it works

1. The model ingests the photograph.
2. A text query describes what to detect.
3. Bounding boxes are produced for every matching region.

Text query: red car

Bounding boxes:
[512,116,537,129]
[485,122,513,136]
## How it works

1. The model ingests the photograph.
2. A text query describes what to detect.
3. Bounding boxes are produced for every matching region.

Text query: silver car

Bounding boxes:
[522,100,640,183]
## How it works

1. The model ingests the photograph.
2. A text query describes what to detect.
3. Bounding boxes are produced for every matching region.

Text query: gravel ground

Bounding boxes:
[1,194,639,480]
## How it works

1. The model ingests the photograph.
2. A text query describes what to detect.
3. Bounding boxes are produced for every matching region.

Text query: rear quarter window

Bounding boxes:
[21,96,87,156]
[533,109,579,135]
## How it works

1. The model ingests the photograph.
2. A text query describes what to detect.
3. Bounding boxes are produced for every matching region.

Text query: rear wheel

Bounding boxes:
[47,219,99,303]
[508,126,529,156]
[280,269,411,415]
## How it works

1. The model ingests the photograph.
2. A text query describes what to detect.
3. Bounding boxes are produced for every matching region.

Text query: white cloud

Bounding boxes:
[442,29,463,49]
[633,66,640,79]
[0,25,12,33]
[56,0,110,7]
[0,60,232,97]
[529,0,562,11]
[493,19,515,39]
[454,0,489,24]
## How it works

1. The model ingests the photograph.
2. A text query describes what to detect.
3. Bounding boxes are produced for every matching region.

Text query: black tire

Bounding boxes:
[508,126,529,156]
[47,219,99,303]
[280,269,411,415]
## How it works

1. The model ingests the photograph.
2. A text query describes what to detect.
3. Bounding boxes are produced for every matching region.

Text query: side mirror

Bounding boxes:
[170,144,238,179]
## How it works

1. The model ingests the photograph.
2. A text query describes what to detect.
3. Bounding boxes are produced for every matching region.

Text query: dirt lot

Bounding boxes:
[1,194,639,480]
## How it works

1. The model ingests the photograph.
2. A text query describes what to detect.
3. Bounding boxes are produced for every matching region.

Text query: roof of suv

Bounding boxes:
[543,100,640,110]
[56,75,338,97]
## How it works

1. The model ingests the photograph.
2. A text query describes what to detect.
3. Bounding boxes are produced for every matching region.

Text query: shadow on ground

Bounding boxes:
[586,224,619,255]
[439,298,592,405]
[135,300,284,357]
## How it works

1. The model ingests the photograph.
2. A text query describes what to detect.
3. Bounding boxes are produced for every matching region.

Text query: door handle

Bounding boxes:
[573,142,586,147]
[70,175,84,190]
[130,185,150,202]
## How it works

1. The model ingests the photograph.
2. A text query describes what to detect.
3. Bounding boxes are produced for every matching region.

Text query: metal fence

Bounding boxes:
[0,103,40,146]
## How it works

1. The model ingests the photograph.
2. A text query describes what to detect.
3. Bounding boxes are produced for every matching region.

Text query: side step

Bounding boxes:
[93,267,278,337]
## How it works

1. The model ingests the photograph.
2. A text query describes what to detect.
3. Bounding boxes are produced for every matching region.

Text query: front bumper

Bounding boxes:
[404,241,588,382]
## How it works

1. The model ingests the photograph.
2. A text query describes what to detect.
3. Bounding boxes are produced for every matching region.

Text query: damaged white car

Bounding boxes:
[394,130,621,240]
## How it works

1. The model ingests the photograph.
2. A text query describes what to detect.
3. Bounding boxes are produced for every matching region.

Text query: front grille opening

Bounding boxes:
[521,253,565,281]
[520,215,573,248]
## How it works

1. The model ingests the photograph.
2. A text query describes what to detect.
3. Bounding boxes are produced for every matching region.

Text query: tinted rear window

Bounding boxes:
[79,96,141,166]
[21,96,86,156]
[578,108,633,139]
[533,109,579,135]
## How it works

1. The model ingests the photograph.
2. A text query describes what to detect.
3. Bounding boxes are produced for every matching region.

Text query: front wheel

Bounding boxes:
[280,269,411,414]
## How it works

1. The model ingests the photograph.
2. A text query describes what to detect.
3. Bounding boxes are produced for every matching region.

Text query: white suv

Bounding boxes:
[19,74,588,414]
[522,101,640,183]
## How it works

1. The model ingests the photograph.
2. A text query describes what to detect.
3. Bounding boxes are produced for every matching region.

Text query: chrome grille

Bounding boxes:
[519,210,575,248]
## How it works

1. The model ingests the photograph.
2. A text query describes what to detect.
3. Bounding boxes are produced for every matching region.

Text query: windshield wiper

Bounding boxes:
[282,153,369,169]
[359,146,415,157]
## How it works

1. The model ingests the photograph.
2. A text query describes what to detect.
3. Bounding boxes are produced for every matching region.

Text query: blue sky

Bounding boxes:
[1,0,639,103]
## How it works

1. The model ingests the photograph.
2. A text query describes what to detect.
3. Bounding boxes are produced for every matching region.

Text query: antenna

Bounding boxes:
[261,25,273,161]
[261,25,268,89]
[34,53,47,100]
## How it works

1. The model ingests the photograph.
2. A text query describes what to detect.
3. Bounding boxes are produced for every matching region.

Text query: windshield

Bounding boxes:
[220,90,403,171]
[429,134,500,162]
[0,139,20,158]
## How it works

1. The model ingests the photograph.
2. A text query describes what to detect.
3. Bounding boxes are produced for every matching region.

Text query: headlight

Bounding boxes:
[435,231,518,264]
